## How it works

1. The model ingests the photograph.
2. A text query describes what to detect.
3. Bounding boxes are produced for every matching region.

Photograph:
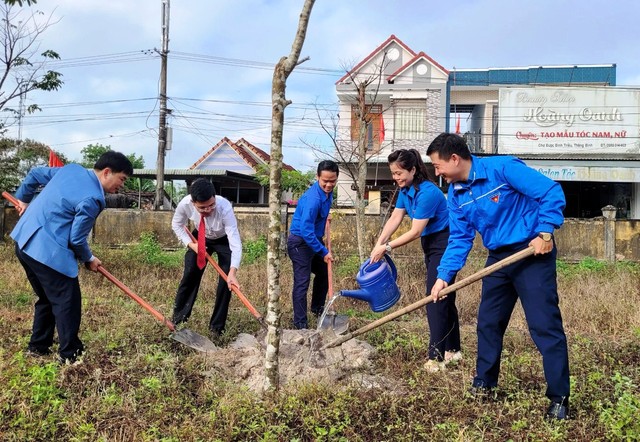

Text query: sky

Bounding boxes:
[6,0,640,172]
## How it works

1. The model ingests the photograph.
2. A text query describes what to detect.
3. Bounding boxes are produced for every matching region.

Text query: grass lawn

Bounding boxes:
[0,236,639,441]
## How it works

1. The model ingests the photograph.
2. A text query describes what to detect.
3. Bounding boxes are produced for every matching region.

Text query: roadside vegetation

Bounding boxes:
[0,234,638,441]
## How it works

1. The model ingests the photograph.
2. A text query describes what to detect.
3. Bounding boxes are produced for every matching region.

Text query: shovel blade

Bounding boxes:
[318,312,349,335]
[171,328,218,353]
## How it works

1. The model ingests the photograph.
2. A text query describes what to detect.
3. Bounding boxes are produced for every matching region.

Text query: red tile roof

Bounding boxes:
[189,137,296,172]
[387,51,449,81]
[336,34,417,85]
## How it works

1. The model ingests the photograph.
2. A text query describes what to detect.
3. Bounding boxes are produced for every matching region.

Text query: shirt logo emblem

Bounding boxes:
[490,193,500,203]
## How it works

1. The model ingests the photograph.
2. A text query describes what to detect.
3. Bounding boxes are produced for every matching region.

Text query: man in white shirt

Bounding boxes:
[171,178,242,337]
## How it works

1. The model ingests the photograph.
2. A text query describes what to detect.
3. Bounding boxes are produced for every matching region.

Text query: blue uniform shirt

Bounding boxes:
[437,155,566,283]
[395,180,448,236]
[289,181,332,256]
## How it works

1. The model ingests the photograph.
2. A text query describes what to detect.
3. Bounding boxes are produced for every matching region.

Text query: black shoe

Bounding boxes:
[468,385,497,402]
[311,308,324,318]
[57,348,84,365]
[210,328,224,339]
[57,355,81,365]
[26,346,51,357]
[293,322,308,330]
[545,401,570,420]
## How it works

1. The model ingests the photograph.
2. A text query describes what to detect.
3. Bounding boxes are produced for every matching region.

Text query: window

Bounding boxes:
[351,104,383,152]
[394,99,426,140]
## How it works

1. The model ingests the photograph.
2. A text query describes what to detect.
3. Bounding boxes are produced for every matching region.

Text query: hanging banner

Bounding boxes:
[498,86,640,154]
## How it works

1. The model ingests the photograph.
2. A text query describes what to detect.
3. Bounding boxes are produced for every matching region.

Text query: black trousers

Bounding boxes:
[421,229,460,360]
[173,231,232,333]
[15,243,84,360]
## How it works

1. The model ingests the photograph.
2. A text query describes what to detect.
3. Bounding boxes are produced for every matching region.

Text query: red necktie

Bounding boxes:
[197,216,206,269]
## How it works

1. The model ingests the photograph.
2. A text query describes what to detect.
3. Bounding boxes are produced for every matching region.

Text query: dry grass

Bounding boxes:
[0,239,639,441]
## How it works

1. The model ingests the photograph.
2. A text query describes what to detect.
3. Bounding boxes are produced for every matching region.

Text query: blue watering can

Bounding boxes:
[340,255,401,312]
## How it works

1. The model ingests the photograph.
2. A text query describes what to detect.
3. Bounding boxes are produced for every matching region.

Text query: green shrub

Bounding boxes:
[243,236,267,264]
[127,232,182,267]
[599,372,640,440]
[334,254,362,279]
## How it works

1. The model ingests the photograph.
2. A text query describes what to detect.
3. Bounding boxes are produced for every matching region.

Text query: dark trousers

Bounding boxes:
[173,231,232,333]
[287,234,328,329]
[15,244,84,360]
[474,242,570,403]
[422,229,460,360]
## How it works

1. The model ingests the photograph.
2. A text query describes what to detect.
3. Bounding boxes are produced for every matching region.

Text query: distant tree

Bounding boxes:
[0,3,62,133]
[254,165,314,199]
[0,137,67,191]
[4,1,38,6]
[0,138,20,191]
[80,143,151,192]
[306,55,390,261]
[79,143,111,168]
[15,138,68,176]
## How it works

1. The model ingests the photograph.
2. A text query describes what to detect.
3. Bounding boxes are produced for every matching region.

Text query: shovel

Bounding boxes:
[97,266,218,353]
[318,216,349,334]
[323,245,536,349]
[1,191,217,353]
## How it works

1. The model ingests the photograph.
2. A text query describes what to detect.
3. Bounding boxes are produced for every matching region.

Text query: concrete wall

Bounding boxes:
[3,206,640,261]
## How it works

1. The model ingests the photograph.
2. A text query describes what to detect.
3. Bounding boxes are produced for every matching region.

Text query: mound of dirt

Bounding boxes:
[204,329,388,393]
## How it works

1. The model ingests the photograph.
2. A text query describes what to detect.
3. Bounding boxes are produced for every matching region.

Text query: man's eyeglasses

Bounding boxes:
[194,202,216,212]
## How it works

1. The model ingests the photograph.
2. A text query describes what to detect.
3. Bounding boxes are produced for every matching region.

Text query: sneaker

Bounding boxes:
[424,359,446,373]
[26,347,52,357]
[444,351,462,364]
[545,401,570,420]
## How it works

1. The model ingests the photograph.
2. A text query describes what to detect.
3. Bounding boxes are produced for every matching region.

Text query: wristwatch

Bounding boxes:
[385,242,393,253]
[538,232,553,242]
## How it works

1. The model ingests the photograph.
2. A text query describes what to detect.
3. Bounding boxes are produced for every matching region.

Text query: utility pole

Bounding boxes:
[154,0,170,210]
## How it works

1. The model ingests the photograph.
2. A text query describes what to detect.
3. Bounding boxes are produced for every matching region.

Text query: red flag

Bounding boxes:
[48,149,64,167]
[379,113,385,143]
[455,114,461,134]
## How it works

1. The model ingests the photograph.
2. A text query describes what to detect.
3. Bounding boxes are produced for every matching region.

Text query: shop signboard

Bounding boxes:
[498,86,640,154]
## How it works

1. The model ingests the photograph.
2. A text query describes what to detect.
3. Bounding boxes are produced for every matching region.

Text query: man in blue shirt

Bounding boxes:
[427,133,570,420]
[287,160,338,329]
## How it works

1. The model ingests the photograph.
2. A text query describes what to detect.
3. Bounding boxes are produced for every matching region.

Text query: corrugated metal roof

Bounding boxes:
[130,169,259,182]
[133,169,228,176]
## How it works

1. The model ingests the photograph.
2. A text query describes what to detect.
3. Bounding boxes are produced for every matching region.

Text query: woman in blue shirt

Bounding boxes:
[370,149,460,372]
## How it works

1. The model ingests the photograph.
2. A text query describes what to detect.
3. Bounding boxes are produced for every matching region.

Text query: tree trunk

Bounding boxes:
[263,0,316,394]
[355,85,369,262]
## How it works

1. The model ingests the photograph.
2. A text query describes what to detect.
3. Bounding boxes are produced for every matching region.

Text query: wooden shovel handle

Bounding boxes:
[323,245,536,349]
[97,266,175,332]
[3,191,175,332]
[325,215,334,301]
[2,191,19,206]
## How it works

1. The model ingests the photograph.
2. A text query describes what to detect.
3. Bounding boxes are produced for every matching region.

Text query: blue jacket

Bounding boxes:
[437,155,565,282]
[395,180,448,236]
[11,164,106,278]
[289,181,332,256]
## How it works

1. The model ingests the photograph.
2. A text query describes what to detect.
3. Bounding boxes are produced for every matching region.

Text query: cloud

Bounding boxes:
[5,0,639,172]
